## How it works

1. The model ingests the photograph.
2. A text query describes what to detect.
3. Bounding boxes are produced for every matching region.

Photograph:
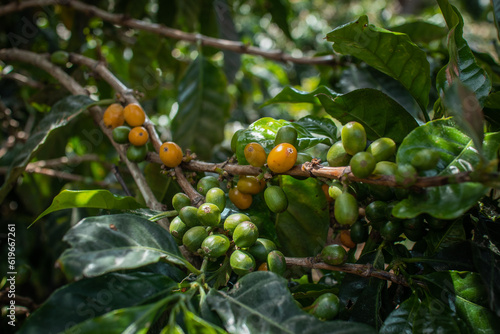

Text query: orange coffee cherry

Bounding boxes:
[123,103,146,127]
[244,142,267,167]
[340,230,356,249]
[229,187,252,210]
[103,103,124,129]
[128,126,149,146]
[237,175,263,195]
[267,143,297,173]
[159,141,183,168]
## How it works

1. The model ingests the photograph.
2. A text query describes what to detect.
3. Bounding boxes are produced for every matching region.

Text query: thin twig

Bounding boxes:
[0,0,339,66]
[147,153,490,189]
[285,257,409,287]
[0,48,163,211]
[173,166,204,207]
[112,165,132,196]
[1,71,44,89]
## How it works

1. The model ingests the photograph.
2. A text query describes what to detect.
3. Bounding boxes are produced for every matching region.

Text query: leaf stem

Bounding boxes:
[149,210,178,222]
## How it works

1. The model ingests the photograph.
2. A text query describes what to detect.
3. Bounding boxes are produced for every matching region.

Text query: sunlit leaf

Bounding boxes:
[32,189,145,225]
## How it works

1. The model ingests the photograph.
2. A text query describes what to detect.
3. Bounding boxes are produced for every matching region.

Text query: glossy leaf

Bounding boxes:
[389,21,448,44]
[276,176,329,257]
[436,0,491,106]
[420,271,500,333]
[0,95,94,203]
[235,117,329,165]
[380,294,468,334]
[58,214,193,280]
[32,189,145,225]
[317,88,419,144]
[172,55,230,160]
[327,15,431,112]
[66,297,170,334]
[183,309,228,334]
[206,271,376,334]
[295,115,339,140]
[18,272,176,334]
[339,65,424,122]
[442,80,485,156]
[394,120,500,219]
[261,86,339,107]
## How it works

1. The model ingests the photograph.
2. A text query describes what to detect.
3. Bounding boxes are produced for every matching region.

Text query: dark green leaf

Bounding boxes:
[327,15,431,112]
[394,120,500,219]
[184,309,228,334]
[206,271,376,334]
[58,214,194,280]
[276,176,329,257]
[172,56,231,160]
[472,220,500,317]
[0,95,94,203]
[436,0,491,106]
[144,163,172,203]
[380,294,469,334]
[493,0,500,41]
[317,88,419,144]
[338,65,424,122]
[420,271,500,333]
[65,297,170,334]
[423,219,466,256]
[261,86,338,107]
[442,81,485,156]
[235,117,329,165]
[266,0,293,40]
[18,272,176,334]
[32,189,145,225]
[389,21,447,44]
[295,116,339,140]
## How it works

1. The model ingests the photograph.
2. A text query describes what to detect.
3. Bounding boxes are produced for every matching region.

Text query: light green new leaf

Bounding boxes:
[0,95,95,203]
[172,55,230,160]
[327,15,431,112]
[58,214,197,280]
[436,0,491,106]
[261,86,339,107]
[32,189,145,225]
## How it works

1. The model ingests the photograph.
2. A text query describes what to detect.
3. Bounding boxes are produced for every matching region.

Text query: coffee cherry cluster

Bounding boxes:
[325,121,444,246]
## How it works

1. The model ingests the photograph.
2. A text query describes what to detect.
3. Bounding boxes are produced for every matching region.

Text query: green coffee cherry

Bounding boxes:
[172,193,191,212]
[230,250,256,276]
[264,186,288,213]
[334,192,359,226]
[249,238,277,262]
[309,293,340,320]
[365,201,388,224]
[350,151,376,178]
[182,226,208,253]
[233,221,259,248]
[231,129,244,153]
[201,234,230,258]
[410,148,440,171]
[403,217,425,242]
[341,122,366,156]
[380,221,403,242]
[223,213,251,235]
[295,152,313,165]
[169,216,189,240]
[366,137,396,162]
[50,50,69,64]
[112,126,131,144]
[197,176,219,196]
[395,164,418,187]
[267,250,286,276]
[350,220,369,244]
[327,141,351,167]
[197,203,221,227]
[373,161,398,176]
[275,125,298,147]
[179,206,201,227]
[205,187,226,212]
[126,145,148,162]
[328,181,343,200]
[321,244,347,265]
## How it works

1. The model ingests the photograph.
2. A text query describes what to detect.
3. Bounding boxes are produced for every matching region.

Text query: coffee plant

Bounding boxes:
[1,0,500,333]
